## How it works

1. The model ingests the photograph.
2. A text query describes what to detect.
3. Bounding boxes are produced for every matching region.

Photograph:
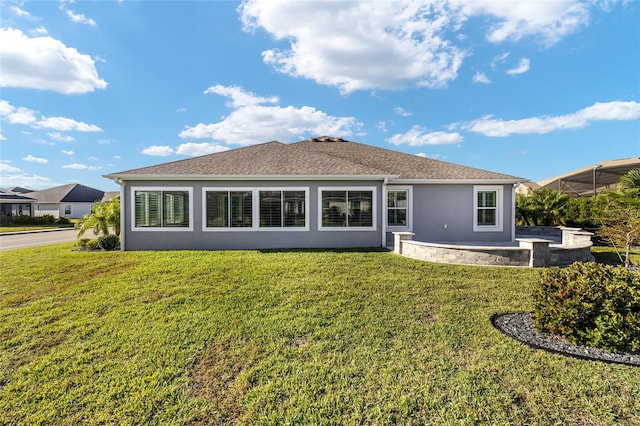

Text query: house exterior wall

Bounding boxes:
[121,180,384,251]
[34,203,60,218]
[59,202,94,219]
[384,184,514,243]
[34,202,94,219]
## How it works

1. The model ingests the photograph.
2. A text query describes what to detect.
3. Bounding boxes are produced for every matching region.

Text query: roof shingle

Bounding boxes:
[106,137,522,181]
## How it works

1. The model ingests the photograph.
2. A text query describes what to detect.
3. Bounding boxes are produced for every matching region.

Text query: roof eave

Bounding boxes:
[390,178,526,185]
[103,174,398,182]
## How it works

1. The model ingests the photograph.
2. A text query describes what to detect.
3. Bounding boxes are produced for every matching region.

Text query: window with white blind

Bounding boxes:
[319,187,376,230]
[205,190,253,228]
[132,187,192,231]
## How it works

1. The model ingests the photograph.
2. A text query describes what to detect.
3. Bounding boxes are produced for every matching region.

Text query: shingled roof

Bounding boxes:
[105,137,522,181]
[26,184,105,203]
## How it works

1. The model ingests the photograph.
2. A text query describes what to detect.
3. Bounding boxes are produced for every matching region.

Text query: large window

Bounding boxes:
[201,187,308,231]
[132,187,192,231]
[259,190,306,228]
[319,187,376,230]
[205,190,252,228]
[387,189,409,227]
[473,186,503,232]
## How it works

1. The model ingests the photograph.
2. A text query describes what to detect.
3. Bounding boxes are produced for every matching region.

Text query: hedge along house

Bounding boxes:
[104,137,523,251]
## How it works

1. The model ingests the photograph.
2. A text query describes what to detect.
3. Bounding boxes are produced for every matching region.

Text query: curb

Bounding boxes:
[0,228,76,236]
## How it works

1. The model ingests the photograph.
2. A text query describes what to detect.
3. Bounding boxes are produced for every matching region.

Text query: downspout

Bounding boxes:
[512,182,518,242]
[382,177,388,248]
[117,179,125,251]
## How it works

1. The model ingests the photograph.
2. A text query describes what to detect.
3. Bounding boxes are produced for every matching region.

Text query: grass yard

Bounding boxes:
[1,245,639,425]
[0,224,74,233]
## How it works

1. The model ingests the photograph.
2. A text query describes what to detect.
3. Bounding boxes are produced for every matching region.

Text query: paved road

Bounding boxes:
[0,229,78,251]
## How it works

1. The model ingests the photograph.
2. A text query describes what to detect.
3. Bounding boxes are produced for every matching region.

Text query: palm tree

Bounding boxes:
[75,196,120,238]
[530,189,571,226]
[618,168,640,191]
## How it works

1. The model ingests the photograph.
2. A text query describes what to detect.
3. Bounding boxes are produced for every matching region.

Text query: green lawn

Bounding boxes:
[591,245,640,266]
[1,245,638,424]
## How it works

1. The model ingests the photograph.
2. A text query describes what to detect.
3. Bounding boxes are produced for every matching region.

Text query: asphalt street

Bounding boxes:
[0,229,78,251]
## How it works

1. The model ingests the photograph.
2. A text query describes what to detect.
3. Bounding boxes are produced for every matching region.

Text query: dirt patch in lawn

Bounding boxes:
[190,339,263,424]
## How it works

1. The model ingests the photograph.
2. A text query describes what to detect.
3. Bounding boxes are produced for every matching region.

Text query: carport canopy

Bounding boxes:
[536,157,640,197]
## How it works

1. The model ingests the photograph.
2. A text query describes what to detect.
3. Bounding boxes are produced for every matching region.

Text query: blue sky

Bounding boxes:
[1,0,639,192]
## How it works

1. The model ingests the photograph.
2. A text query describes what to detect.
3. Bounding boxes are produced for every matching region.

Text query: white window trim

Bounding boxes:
[473,185,503,232]
[131,186,193,232]
[318,186,377,231]
[385,185,412,231]
[202,187,257,232]
[201,187,310,232]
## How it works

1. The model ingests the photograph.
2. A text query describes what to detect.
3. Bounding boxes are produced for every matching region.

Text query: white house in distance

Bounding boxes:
[105,136,524,251]
[26,183,106,219]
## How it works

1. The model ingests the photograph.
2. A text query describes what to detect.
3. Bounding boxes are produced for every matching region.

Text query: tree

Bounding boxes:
[75,196,120,238]
[596,189,640,268]
[516,189,570,226]
[618,168,640,191]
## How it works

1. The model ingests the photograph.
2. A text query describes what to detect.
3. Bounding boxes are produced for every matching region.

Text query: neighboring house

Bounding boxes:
[26,184,106,219]
[104,137,524,251]
[0,189,36,218]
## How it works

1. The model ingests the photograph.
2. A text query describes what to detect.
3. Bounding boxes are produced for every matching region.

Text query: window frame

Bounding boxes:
[473,185,503,232]
[318,186,377,231]
[63,204,72,216]
[201,187,309,232]
[385,186,412,231]
[131,186,193,232]
[202,187,256,232]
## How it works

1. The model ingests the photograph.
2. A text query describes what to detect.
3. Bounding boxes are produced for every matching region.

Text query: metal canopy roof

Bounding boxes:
[536,157,640,197]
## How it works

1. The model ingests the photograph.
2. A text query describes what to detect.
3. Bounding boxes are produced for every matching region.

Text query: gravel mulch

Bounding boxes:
[491,312,640,367]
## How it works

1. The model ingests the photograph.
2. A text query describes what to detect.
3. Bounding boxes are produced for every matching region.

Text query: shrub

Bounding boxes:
[97,234,119,250]
[533,262,640,353]
[56,216,71,225]
[77,238,91,248]
[86,239,101,250]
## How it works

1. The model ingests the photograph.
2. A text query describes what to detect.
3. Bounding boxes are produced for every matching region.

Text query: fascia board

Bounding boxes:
[103,174,397,182]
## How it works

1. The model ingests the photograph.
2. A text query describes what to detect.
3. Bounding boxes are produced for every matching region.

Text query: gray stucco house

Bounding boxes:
[105,137,523,251]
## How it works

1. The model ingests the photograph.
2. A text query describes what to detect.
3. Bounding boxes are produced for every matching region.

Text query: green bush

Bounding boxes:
[533,262,640,352]
[97,234,119,250]
[77,238,91,248]
[8,214,58,225]
[86,239,101,250]
[56,216,71,225]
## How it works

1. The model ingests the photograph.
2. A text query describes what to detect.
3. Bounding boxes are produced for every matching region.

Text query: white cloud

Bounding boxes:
[0,28,107,94]
[0,163,22,173]
[180,85,361,146]
[114,155,121,160]
[240,1,599,93]
[62,163,102,170]
[388,125,463,146]
[62,150,74,155]
[176,107,188,113]
[0,100,37,125]
[491,52,510,70]
[48,132,76,142]
[11,6,31,17]
[87,156,98,161]
[204,85,279,108]
[456,0,590,45]
[65,9,96,26]
[465,101,640,137]
[22,154,48,164]
[32,26,48,35]
[416,152,446,160]
[394,107,412,117]
[0,173,52,189]
[0,133,5,141]
[377,121,388,133]
[240,0,466,93]
[473,71,491,84]
[175,142,230,157]
[141,145,174,156]
[36,116,102,132]
[506,58,530,75]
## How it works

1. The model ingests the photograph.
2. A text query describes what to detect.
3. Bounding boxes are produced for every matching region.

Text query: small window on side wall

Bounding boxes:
[473,186,503,232]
